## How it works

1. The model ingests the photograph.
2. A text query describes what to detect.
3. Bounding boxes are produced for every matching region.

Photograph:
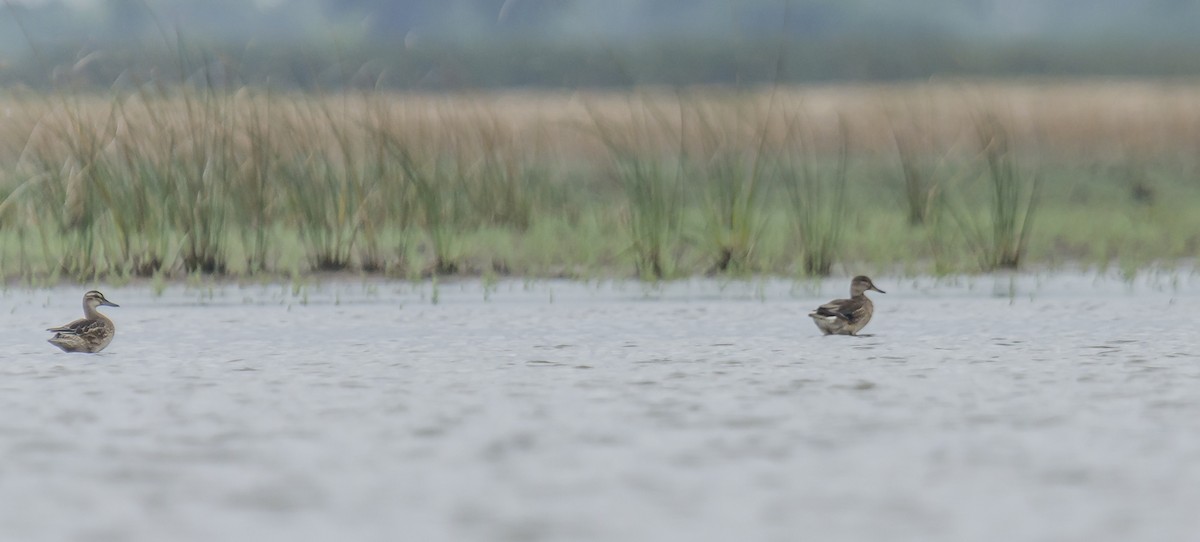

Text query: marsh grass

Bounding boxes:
[234,88,276,274]
[1,82,1198,283]
[778,116,850,276]
[403,152,461,276]
[688,100,771,275]
[948,115,1040,271]
[170,88,234,275]
[588,97,685,280]
[888,120,944,227]
[611,156,684,280]
[278,95,379,272]
[456,112,542,232]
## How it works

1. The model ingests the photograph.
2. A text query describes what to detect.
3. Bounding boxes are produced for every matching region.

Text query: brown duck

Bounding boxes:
[809,276,885,336]
[47,290,119,353]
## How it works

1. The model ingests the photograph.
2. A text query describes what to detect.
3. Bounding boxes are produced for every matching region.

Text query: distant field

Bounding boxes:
[1,80,1198,283]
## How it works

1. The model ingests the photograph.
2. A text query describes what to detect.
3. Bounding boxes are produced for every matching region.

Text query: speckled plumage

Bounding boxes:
[809,276,885,336]
[47,290,119,353]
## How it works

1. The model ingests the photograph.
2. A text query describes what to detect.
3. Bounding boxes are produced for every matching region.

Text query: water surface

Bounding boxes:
[2,274,1198,542]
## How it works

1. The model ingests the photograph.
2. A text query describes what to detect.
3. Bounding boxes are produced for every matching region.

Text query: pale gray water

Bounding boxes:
[2,273,1199,542]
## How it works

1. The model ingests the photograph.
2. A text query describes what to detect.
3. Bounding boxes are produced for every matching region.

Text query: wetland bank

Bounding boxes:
[4,3,1199,540]
[2,74,1200,542]
[2,81,1200,283]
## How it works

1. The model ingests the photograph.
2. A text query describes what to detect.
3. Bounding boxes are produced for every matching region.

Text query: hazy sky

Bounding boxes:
[7,0,289,7]
[4,0,1197,51]
[3,0,1197,86]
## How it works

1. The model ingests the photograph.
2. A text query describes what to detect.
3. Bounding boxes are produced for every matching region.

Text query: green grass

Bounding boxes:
[587,97,686,280]
[1,85,1199,283]
[777,115,851,277]
[947,116,1039,271]
[689,100,771,275]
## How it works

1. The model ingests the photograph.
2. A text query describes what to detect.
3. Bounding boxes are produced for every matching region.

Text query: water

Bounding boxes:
[2,273,1199,542]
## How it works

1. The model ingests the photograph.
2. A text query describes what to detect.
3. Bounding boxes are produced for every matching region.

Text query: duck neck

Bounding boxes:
[83,302,103,320]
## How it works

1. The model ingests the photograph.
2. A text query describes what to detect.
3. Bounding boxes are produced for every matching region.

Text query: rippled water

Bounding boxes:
[2,273,1199,542]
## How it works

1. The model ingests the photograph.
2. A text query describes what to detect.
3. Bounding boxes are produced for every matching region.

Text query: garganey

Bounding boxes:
[809,276,884,336]
[47,290,119,353]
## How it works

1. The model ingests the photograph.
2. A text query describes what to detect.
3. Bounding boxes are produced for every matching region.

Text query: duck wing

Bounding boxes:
[814,298,866,322]
[47,318,101,335]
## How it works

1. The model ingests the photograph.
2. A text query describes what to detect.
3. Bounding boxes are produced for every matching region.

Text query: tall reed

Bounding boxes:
[888,122,942,227]
[389,138,461,275]
[2,83,1197,282]
[456,111,540,232]
[277,95,379,271]
[778,116,849,276]
[588,98,684,280]
[232,88,276,273]
[167,85,234,274]
[689,100,770,274]
[949,115,1039,270]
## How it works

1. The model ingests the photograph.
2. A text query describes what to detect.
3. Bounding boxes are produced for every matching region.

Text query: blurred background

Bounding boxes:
[4,0,1200,89]
[3,1,1199,281]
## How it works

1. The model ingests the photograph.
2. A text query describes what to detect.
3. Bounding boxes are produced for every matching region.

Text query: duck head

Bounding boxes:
[850,276,885,296]
[84,290,120,310]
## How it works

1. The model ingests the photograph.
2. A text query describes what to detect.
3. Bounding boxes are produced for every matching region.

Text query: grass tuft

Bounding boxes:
[949,115,1040,271]
[778,115,849,277]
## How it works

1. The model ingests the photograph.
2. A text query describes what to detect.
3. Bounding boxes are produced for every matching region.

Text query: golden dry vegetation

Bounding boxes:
[1,80,1198,282]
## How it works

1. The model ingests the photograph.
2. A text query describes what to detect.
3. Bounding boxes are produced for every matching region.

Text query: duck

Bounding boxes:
[47,290,119,353]
[809,275,885,336]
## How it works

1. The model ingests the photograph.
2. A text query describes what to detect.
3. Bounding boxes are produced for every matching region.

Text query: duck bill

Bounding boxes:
[871,286,886,294]
[102,300,120,307]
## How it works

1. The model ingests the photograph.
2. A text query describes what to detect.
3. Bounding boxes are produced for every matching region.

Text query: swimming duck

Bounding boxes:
[47,290,119,353]
[809,276,885,336]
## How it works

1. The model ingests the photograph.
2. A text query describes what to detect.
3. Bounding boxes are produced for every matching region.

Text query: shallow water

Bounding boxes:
[2,273,1199,542]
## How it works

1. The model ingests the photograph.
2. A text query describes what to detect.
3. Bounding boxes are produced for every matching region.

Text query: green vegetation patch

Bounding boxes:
[2,83,1199,283]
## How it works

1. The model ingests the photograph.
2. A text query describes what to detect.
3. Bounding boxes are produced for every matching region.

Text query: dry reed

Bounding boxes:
[1,80,1199,281]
